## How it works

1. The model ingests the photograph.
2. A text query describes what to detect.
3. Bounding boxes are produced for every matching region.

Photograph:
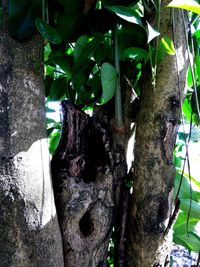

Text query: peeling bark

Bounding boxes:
[51,101,127,267]
[127,3,188,267]
[0,4,63,266]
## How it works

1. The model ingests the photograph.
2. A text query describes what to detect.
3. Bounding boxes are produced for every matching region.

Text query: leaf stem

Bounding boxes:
[154,0,161,84]
[114,25,123,128]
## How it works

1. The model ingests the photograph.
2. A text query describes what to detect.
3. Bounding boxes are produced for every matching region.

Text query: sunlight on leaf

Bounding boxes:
[160,37,176,55]
[35,18,62,44]
[105,6,143,26]
[49,131,60,154]
[100,62,117,104]
[146,22,160,44]
[178,233,200,253]
[180,199,200,220]
[168,0,200,14]
[123,47,148,60]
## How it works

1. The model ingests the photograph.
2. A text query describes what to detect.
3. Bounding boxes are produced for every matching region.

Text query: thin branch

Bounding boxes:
[114,25,123,128]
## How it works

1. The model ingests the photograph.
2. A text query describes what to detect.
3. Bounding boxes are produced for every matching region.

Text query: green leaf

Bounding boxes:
[50,77,67,100]
[45,65,55,77]
[173,235,192,251]
[173,210,200,253]
[174,171,192,200]
[160,36,176,55]
[35,18,62,44]
[72,60,95,91]
[195,55,200,82]
[74,35,89,63]
[105,6,143,26]
[46,117,56,124]
[180,199,200,219]
[49,131,60,155]
[183,172,200,191]
[77,85,96,105]
[168,0,200,14]
[147,22,160,44]
[175,170,200,201]
[74,33,104,68]
[193,29,200,39]
[123,47,148,60]
[44,43,52,61]
[173,211,198,236]
[178,233,200,252]
[187,66,194,88]
[189,231,200,242]
[100,62,117,104]
[182,95,193,121]
[49,50,73,77]
[47,127,55,136]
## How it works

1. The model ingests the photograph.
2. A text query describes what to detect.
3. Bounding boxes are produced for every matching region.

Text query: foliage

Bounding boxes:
[173,141,200,253]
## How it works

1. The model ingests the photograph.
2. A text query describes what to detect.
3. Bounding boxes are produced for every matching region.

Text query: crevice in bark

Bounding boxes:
[51,100,127,267]
[79,210,94,237]
[114,184,130,267]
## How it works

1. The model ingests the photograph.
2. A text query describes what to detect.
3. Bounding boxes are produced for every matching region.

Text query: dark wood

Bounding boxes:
[51,101,127,267]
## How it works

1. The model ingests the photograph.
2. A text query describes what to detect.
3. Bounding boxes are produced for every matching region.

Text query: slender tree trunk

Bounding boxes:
[127,3,188,267]
[0,4,64,266]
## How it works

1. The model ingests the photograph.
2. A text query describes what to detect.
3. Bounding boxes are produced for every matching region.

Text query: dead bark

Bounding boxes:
[127,3,188,267]
[0,4,64,266]
[51,101,127,267]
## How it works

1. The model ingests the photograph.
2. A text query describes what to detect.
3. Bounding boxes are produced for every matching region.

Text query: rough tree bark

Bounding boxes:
[127,3,188,267]
[0,3,64,266]
[51,101,127,267]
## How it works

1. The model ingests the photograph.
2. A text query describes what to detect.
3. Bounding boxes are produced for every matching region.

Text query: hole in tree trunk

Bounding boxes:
[79,210,94,237]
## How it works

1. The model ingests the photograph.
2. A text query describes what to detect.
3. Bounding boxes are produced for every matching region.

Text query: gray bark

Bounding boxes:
[127,3,188,267]
[51,101,127,267]
[0,5,64,267]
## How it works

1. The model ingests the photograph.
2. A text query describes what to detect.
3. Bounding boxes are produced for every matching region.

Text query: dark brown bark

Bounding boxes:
[51,101,127,267]
[0,3,64,266]
[127,3,188,267]
[114,186,130,267]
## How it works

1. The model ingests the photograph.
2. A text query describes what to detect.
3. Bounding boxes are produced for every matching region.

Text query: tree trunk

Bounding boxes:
[127,3,188,267]
[0,4,64,267]
[51,101,127,267]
